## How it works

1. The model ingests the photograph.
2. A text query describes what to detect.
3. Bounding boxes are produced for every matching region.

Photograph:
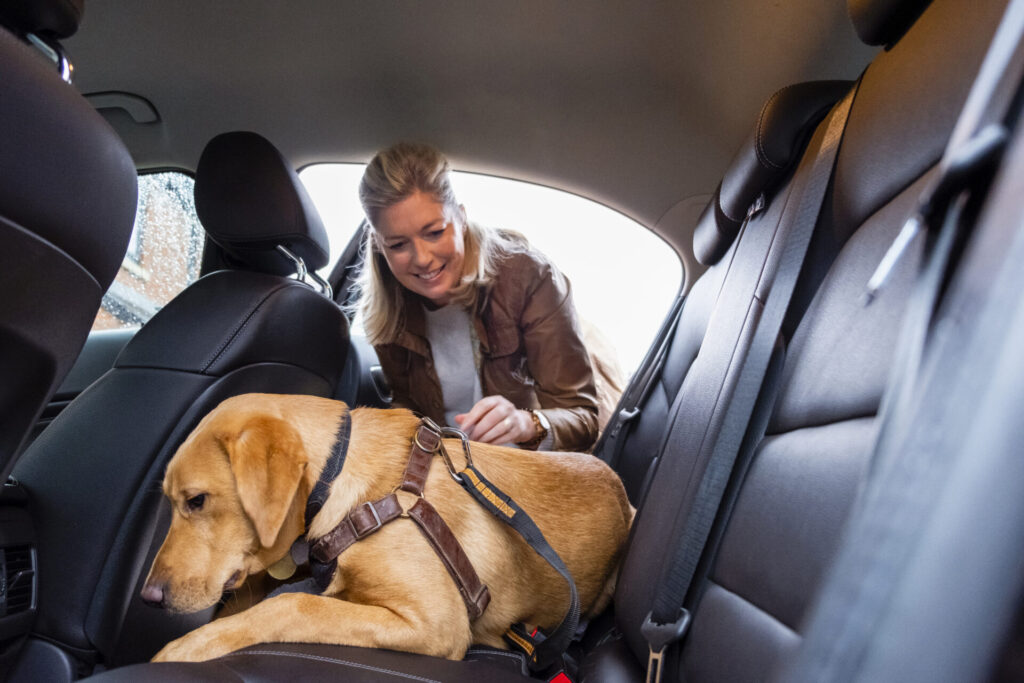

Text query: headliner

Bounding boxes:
[65,1,876,250]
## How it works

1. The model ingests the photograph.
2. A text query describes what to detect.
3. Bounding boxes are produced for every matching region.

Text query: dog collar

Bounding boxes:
[304,408,352,590]
[304,408,352,535]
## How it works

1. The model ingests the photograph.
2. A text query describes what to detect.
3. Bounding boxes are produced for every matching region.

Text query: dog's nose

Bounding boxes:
[140,582,166,608]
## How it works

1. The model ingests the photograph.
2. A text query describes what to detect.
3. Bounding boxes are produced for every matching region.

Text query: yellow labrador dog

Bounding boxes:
[141,393,633,663]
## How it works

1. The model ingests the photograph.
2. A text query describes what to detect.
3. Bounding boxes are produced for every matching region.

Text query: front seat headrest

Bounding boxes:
[194,131,331,276]
[848,0,933,47]
[0,0,84,38]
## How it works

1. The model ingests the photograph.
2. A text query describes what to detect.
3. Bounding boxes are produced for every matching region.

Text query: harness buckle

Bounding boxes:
[417,417,474,483]
[641,609,691,683]
[347,501,383,538]
[414,417,444,453]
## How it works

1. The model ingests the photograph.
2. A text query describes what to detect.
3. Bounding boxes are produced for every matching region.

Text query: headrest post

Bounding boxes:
[276,244,333,299]
[26,33,73,83]
[308,271,334,301]
[276,244,307,281]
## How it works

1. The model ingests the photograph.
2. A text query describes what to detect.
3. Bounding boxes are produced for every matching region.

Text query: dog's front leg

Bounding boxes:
[152,591,471,663]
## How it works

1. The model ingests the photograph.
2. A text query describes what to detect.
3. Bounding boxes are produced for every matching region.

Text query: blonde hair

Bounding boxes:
[354,142,523,345]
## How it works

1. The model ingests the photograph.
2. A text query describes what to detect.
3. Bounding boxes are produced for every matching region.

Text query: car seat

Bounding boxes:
[7,131,351,679]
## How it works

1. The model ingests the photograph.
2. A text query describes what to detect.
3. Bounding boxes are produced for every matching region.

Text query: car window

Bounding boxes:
[300,163,682,374]
[92,171,205,330]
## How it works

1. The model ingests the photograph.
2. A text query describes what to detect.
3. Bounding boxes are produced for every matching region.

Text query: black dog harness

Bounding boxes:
[302,412,579,673]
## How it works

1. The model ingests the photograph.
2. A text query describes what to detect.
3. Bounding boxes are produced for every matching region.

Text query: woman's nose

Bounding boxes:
[411,240,431,267]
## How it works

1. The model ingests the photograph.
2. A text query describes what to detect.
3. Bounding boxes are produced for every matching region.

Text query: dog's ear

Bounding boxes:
[222,416,308,548]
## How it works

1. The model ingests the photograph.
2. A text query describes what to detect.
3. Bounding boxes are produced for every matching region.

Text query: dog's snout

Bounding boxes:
[141,582,167,608]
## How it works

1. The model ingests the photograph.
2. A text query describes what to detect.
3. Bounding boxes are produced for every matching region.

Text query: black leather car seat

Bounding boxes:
[598,80,851,504]
[79,0,1012,680]
[610,0,1007,680]
[0,0,136,481]
[8,132,350,680]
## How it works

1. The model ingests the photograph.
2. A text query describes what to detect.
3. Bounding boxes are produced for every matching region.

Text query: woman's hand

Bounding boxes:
[455,395,535,445]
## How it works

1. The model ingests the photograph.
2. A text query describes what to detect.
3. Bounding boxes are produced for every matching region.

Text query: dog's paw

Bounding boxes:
[152,630,225,663]
[152,618,257,663]
[152,636,204,663]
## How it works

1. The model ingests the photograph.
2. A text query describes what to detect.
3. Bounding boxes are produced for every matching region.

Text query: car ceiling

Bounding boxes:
[64,0,876,247]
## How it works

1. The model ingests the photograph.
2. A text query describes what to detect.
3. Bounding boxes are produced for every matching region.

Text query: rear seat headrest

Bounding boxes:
[848,0,932,46]
[693,80,853,266]
[194,131,331,276]
[0,0,83,38]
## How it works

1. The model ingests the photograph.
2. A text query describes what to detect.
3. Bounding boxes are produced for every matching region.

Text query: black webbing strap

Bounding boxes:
[457,464,580,673]
[305,409,352,590]
[595,292,685,469]
[641,83,860,683]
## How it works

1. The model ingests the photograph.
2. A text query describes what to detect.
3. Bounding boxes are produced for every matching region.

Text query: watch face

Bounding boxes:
[534,410,551,432]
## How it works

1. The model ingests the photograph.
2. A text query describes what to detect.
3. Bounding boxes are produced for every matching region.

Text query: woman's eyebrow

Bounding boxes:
[419,218,445,232]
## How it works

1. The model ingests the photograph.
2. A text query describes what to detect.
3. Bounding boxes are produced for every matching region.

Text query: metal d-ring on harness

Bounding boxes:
[416,417,473,484]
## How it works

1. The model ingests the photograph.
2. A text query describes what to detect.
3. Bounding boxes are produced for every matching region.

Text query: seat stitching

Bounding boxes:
[464,647,523,661]
[221,649,443,682]
[201,280,295,372]
[705,579,801,636]
[755,85,795,171]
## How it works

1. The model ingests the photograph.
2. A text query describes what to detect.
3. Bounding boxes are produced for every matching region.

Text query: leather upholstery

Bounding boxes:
[694,81,851,265]
[675,0,1003,679]
[87,642,532,682]
[70,0,1009,678]
[617,82,847,499]
[0,17,135,475]
[195,131,331,275]
[0,0,83,38]
[11,131,349,674]
[848,0,932,46]
[615,0,1001,678]
[116,270,346,380]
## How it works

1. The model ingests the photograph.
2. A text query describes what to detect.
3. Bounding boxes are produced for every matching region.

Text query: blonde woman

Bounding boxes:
[355,142,600,451]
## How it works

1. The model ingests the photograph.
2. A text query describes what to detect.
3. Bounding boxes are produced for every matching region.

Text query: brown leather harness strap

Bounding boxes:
[400,422,491,619]
[400,423,436,494]
[310,495,403,566]
[310,420,491,620]
[407,497,491,619]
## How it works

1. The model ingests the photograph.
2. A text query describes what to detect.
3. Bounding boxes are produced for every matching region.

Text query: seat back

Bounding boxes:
[600,80,851,504]
[0,0,137,481]
[607,0,1008,680]
[9,132,350,677]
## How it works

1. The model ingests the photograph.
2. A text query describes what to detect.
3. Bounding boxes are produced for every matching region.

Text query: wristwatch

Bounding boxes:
[518,409,550,450]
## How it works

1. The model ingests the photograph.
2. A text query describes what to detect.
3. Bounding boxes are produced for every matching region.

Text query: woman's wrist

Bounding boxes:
[517,409,549,449]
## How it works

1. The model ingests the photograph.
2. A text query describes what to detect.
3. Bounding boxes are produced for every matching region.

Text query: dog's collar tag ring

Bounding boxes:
[267,553,297,580]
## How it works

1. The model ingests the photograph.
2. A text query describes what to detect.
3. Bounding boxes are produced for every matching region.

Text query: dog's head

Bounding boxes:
[140,403,309,613]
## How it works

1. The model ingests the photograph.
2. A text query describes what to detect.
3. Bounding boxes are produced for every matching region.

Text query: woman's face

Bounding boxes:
[374,191,466,306]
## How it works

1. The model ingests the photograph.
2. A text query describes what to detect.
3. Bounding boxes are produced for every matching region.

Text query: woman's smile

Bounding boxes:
[374,191,466,305]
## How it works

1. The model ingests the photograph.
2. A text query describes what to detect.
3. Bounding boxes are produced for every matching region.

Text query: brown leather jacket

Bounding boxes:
[374,246,600,452]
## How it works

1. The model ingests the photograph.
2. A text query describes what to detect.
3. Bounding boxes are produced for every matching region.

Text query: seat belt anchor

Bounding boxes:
[641,608,691,683]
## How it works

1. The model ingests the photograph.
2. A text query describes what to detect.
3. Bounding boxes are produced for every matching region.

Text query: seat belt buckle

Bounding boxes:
[641,609,691,683]
[610,407,641,438]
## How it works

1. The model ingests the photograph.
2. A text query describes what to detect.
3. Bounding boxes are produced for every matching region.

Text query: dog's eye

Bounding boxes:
[185,494,206,511]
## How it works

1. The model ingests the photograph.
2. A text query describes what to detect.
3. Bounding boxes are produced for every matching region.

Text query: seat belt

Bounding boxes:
[779,1,1024,679]
[595,291,685,469]
[640,82,860,683]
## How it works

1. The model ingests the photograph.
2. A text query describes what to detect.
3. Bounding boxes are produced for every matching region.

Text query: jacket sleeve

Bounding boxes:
[520,261,600,452]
